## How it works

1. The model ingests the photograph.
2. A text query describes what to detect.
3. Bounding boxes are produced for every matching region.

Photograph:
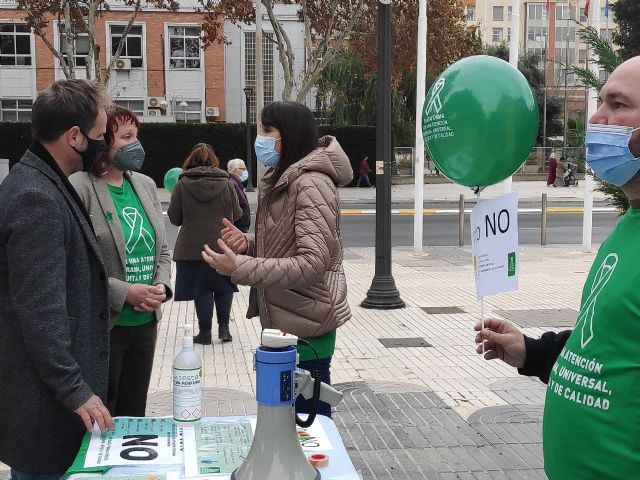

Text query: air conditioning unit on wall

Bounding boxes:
[147,97,163,108]
[147,109,161,117]
[114,58,131,71]
[205,106,220,117]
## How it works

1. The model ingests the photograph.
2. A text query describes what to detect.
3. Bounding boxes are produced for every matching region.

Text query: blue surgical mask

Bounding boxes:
[114,140,145,171]
[586,124,640,186]
[254,135,281,167]
[240,169,249,182]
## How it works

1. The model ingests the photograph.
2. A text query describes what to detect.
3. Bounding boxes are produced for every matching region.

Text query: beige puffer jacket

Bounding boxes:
[231,136,353,337]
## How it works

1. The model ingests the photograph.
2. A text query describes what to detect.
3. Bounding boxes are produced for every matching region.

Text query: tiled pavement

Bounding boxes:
[0,244,597,478]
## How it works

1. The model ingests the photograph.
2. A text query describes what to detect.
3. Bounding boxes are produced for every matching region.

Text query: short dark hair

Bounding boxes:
[261,101,319,186]
[183,143,220,169]
[31,79,107,142]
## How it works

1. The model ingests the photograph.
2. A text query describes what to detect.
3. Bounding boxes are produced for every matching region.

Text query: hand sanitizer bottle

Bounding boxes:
[173,324,202,424]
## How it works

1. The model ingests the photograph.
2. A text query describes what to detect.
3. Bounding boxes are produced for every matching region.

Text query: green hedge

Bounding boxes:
[0,122,378,187]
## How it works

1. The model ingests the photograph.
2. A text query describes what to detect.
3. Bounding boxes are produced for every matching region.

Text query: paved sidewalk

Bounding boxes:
[0,244,594,478]
[147,244,592,478]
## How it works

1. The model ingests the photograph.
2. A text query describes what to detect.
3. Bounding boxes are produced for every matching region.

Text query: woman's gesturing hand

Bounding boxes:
[202,238,238,276]
[220,218,248,254]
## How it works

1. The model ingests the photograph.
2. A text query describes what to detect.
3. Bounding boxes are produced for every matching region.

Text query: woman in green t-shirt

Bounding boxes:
[70,106,172,417]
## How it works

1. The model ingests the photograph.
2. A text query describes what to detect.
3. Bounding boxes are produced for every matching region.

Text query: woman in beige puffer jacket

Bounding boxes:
[202,101,352,418]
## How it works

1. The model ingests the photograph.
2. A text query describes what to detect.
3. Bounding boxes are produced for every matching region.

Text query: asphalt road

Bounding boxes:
[162,204,619,249]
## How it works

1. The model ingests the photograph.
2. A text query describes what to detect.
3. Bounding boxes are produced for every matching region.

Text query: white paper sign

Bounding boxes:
[470,192,519,299]
[84,417,183,468]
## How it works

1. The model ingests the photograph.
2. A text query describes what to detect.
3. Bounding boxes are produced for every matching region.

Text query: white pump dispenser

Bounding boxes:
[173,324,202,424]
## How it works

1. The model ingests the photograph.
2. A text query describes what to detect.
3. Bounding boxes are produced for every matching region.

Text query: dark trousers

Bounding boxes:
[357,173,371,187]
[296,357,332,418]
[108,321,158,417]
[195,290,233,332]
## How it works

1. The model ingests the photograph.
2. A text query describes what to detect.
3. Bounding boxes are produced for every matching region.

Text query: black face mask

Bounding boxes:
[72,129,107,172]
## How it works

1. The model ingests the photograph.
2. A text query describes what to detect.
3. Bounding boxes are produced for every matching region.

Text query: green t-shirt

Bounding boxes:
[107,178,156,327]
[543,208,640,479]
[297,330,336,362]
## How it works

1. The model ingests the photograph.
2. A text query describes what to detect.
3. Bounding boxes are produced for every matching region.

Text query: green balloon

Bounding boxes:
[163,167,182,193]
[422,55,539,187]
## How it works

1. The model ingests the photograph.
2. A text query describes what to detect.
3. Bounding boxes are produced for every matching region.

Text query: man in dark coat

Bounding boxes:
[227,158,251,232]
[0,79,113,478]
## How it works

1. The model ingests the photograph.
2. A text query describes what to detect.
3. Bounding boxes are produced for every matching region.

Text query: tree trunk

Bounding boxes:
[63,1,76,78]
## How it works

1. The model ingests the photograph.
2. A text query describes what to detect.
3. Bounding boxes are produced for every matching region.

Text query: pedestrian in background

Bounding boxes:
[227,158,251,233]
[71,105,172,417]
[201,101,352,417]
[168,144,242,344]
[0,79,113,477]
[554,156,567,187]
[547,152,557,186]
[357,155,372,187]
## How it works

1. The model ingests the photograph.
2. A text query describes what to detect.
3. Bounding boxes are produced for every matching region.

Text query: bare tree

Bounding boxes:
[200,0,368,102]
[18,0,178,84]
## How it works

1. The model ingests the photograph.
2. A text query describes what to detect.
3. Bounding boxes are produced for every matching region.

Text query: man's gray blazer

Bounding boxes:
[70,171,172,328]
[0,150,110,473]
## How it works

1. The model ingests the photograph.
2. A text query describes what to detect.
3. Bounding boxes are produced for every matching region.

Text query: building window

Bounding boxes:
[600,28,612,41]
[527,26,548,42]
[110,25,143,68]
[556,26,576,42]
[508,28,511,42]
[466,6,475,21]
[601,6,611,21]
[244,31,274,122]
[0,99,32,122]
[169,26,200,69]
[493,6,504,21]
[556,4,577,21]
[508,6,513,22]
[599,70,609,83]
[58,23,89,67]
[555,48,576,65]
[175,100,202,124]
[114,99,144,116]
[528,4,544,20]
[492,28,503,43]
[0,23,31,66]
[578,49,587,64]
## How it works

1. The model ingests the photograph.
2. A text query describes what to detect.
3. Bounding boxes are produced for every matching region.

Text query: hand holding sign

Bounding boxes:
[422,56,538,188]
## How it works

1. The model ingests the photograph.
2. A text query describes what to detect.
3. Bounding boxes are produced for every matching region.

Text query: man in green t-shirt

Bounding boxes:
[474,55,640,479]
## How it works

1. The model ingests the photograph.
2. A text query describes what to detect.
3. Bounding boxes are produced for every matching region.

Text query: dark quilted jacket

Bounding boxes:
[231,136,352,337]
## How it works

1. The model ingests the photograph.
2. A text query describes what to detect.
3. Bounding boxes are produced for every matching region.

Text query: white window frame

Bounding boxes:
[175,100,202,124]
[0,98,32,122]
[113,99,145,116]
[528,4,544,20]
[167,24,202,70]
[243,30,275,123]
[55,21,90,68]
[493,6,504,21]
[0,22,32,67]
[466,6,475,21]
[492,28,504,43]
[107,22,145,69]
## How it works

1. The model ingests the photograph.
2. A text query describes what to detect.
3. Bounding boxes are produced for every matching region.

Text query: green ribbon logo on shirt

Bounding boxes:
[122,206,155,254]
[575,252,618,349]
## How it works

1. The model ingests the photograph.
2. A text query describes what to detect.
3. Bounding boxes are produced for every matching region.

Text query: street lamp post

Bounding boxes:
[243,86,255,192]
[362,0,404,310]
[179,100,188,124]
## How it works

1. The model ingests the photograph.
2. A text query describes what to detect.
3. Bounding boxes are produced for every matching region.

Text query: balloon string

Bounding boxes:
[480,297,485,355]
[477,188,484,355]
